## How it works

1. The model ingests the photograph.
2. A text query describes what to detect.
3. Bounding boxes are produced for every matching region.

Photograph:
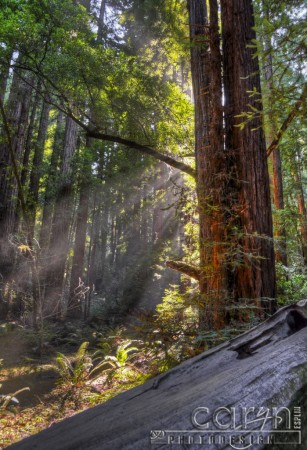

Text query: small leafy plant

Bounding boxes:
[54,339,143,390]
[100,340,142,384]
[54,342,107,387]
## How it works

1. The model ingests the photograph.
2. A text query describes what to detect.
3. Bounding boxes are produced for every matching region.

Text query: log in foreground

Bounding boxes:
[9,301,307,450]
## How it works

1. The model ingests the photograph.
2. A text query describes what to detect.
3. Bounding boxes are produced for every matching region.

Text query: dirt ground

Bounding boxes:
[0,329,57,407]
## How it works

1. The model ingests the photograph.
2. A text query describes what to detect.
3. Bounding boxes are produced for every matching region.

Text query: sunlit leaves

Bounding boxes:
[0,0,194,159]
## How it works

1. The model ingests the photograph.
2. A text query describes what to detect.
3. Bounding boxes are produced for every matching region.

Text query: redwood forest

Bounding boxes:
[0,0,306,448]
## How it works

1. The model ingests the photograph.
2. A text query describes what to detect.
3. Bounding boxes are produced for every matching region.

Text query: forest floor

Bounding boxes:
[0,312,244,449]
[0,321,156,449]
[0,323,201,448]
[0,328,57,408]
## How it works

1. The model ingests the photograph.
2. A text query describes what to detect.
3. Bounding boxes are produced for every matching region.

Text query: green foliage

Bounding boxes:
[54,338,142,388]
[98,340,142,384]
[138,285,203,364]
[276,263,307,305]
[54,341,106,387]
[0,0,194,155]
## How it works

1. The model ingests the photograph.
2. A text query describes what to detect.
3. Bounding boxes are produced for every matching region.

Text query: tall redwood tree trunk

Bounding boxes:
[187,0,276,328]
[221,0,276,313]
[188,0,227,328]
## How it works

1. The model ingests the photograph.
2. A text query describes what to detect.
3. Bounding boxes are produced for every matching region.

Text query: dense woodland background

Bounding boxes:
[0,0,306,345]
[0,0,306,445]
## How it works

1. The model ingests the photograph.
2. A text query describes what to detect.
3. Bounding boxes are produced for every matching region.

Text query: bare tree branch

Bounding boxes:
[166,260,201,280]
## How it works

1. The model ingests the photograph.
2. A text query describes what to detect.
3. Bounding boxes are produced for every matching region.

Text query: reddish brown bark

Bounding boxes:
[221,0,276,315]
[188,0,232,328]
[186,0,276,328]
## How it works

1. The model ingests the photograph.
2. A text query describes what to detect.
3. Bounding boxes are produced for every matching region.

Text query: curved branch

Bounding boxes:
[166,260,201,281]
[266,83,306,158]
[86,130,196,178]
[7,61,196,178]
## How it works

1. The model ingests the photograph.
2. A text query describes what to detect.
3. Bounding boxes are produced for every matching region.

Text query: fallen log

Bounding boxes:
[9,301,307,450]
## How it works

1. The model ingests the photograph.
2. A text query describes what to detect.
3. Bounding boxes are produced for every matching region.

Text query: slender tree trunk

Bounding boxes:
[15,100,50,323]
[97,0,107,43]
[67,0,107,317]
[39,111,65,252]
[0,51,12,104]
[43,117,78,318]
[88,201,99,290]
[294,161,307,266]
[263,33,287,266]
[20,83,42,188]
[27,102,51,238]
[0,71,32,281]
[67,179,91,318]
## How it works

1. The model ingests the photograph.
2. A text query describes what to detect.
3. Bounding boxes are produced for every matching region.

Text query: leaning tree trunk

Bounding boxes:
[221,0,276,315]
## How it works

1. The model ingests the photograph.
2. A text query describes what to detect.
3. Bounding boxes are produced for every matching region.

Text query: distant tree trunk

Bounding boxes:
[271,144,287,264]
[39,111,65,252]
[14,100,50,324]
[20,83,42,188]
[263,32,288,266]
[294,160,307,266]
[87,197,99,289]
[152,163,168,244]
[97,0,107,43]
[68,0,107,317]
[68,173,91,318]
[43,117,78,318]
[0,52,12,104]
[0,71,32,282]
[27,102,51,238]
